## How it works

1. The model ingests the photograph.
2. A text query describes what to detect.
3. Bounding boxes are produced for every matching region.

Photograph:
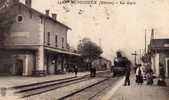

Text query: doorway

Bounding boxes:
[167,60,169,78]
[16,59,23,75]
[165,58,169,78]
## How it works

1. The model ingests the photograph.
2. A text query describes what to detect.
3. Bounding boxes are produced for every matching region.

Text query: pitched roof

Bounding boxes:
[150,39,169,50]
[9,2,71,30]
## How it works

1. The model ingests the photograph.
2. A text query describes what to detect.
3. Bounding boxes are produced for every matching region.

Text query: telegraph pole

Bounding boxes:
[145,29,147,54]
[132,51,137,66]
[139,49,142,64]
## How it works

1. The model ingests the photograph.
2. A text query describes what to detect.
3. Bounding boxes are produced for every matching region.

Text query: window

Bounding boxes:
[62,37,64,48]
[47,32,50,45]
[18,16,23,22]
[16,15,24,23]
[40,16,43,24]
[29,10,32,18]
[55,35,58,47]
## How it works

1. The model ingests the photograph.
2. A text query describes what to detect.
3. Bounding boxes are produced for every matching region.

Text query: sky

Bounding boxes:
[21,0,169,61]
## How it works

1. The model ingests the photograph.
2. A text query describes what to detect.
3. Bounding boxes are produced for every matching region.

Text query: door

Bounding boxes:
[16,59,23,75]
[61,57,64,72]
[167,59,169,78]
[54,56,58,74]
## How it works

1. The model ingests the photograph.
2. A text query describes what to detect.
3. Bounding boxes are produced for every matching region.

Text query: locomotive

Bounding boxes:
[112,51,130,76]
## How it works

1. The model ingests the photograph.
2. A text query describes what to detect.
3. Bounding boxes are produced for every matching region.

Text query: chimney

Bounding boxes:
[52,13,57,20]
[151,28,155,40]
[45,10,50,16]
[8,0,19,4]
[25,0,32,8]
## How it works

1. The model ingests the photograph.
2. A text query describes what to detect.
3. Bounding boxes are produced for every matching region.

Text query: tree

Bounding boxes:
[77,38,103,67]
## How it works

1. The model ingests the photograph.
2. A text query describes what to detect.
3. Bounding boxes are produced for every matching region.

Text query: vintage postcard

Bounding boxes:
[0,0,169,100]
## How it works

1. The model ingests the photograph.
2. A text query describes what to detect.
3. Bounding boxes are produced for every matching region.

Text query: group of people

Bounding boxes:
[124,63,154,86]
[73,61,157,86]
[135,64,144,85]
[135,64,154,85]
[90,66,96,77]
[73,65,96,77]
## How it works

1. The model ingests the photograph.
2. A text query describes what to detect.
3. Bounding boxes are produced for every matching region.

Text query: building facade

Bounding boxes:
[92,57,112,71]
[0,0,80,76]
[149,39,169,78]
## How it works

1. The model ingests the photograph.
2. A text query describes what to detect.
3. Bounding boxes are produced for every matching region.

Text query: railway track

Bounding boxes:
[60,76,122,100]
[12,71,109,98]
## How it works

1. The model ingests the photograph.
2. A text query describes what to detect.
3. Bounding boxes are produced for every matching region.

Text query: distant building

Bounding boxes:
[149,38,169,78]
[0,0,80,76]
[92,57,112,71]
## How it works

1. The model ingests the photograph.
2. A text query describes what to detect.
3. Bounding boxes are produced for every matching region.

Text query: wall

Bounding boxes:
[155,53,160,76]
[44,18,68,50]
[4,4,43,46]
[0,50,15,74]
[159,52,169,78]
[25,53,34,75]
[151,55,156,75]
[0,50,35,76]
[92,58,111,71]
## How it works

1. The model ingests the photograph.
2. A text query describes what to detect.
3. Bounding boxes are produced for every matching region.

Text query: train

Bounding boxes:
[112,56,130,76]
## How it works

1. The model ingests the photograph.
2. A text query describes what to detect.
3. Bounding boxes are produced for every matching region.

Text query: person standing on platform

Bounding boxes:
[124,60,131,86]
[157,63,167,86]
[93,66,96,77]
[146,68,154,85]
[90,66,96,77]
[74,66,78,77]
[136,64,144,85]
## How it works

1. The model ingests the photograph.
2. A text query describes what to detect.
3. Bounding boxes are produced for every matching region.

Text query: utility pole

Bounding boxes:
[148,28,155,54]
[145,29,147,54]
[132,51,137,66]
[139,49,142,64]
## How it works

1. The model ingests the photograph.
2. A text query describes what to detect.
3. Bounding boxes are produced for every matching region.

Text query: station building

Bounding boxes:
[92,57,112,71]
[149,38,169,78]
[0,0,80,76]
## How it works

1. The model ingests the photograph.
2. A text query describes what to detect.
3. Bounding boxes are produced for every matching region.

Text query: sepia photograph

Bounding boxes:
[0,0,169,100]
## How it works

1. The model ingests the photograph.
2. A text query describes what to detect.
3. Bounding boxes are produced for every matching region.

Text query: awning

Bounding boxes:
[44,47,80,56]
